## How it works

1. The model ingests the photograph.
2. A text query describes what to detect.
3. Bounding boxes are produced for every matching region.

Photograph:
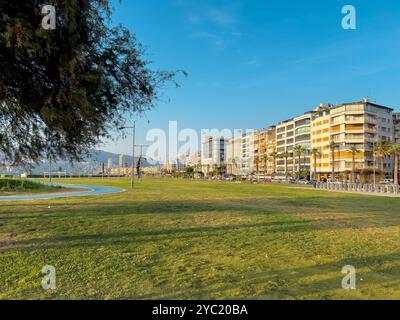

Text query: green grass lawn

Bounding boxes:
[0,177,399,300]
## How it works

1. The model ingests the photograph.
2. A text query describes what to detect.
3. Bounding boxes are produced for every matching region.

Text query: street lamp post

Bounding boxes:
[119,122,136,191]
[132,122,135,191]
[49,158,52,182]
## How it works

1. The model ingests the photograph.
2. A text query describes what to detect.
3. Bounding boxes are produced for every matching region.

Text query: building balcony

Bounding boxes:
[365,134,378,142]
[346,135,365,142]
[365,116,378,124]
[365,126,377,133]
[345,118,365,124]
[346,128,365,133]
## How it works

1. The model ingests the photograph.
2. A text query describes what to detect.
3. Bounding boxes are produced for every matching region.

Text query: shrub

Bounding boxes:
[0,179,43,192]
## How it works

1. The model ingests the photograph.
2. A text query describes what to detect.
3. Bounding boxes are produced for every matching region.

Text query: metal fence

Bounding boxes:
[315,182,400,195]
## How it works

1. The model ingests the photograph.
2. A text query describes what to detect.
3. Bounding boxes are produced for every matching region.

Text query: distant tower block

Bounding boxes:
[119,154,125,169]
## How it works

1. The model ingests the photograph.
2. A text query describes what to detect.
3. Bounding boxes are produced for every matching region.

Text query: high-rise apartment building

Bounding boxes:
[276,118,294,176]
[118,154,125,169]
[394,112,400,144]
[241,132,255,175]
[275,112,312,177]
[226,136,242,176]
[311,99,394,179]
[253,126,276,176]
[310,104,332,178]
[393,112,400,179]
[201,136,228,176]
[107,158,113,170]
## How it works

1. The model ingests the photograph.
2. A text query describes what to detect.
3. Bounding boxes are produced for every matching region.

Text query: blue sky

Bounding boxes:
[103,0,400,154]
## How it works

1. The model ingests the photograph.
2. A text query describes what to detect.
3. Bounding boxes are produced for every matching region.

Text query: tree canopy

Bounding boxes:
[0,0,178,164]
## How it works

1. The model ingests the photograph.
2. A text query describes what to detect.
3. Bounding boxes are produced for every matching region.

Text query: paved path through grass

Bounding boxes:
[0,183,125,201]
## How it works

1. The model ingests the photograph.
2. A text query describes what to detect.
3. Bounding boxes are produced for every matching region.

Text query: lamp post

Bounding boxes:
[49,157,52,182]
[119,122,136,191]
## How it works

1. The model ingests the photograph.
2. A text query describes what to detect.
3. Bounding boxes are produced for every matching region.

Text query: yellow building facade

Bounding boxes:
[311,100,394,180]
[253,126,276,176]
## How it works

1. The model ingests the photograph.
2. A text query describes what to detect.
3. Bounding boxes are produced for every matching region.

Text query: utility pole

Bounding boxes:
[132,122,136,191]
[49,157,52,183]
[119,122,151,191]
[119,122,136,191]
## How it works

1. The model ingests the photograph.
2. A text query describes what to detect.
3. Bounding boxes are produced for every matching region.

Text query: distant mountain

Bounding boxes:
[90,150,157,167]
[0,150,160,175]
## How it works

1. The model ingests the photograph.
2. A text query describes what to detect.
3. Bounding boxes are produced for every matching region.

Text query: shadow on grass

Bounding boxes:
[139,252,400,299]
[1,219,311,253]
[1,196,399,238]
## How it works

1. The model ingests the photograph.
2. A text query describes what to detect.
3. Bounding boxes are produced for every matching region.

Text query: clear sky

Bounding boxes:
[103,0,400,155]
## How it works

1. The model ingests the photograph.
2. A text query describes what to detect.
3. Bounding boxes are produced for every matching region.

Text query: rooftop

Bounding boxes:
[333,99,394,112]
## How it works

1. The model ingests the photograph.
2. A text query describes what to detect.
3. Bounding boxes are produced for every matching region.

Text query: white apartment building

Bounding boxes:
[226,136,242,176]
[241,132,255,176]
[276,118,294,176]
[201,136,228,176]
[107,158,113,170]
[276,112,312,177]
[225,132,255,176]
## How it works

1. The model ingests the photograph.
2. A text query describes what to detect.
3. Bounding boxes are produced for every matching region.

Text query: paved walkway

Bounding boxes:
[0,183,125,201]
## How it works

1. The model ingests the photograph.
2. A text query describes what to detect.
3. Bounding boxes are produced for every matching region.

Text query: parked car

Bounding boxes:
[380,179,394,185]
[298,179,308,184]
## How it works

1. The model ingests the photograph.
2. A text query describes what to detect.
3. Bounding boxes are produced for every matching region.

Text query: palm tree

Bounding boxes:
[219,161,226,176]
[349,144,360,183]
[262,154,268,179]
[377,140,390,180]
[254,157,260,178]
[294,145,304,180]
[270,151,278,177]
[310,148,320,181]
[372,143,379,185]
[302,148,309,179]
[390,144,400,185]
[329,141,340,180]
[281,151,291,178]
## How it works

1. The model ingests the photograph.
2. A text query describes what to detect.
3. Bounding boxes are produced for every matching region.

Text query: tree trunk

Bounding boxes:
[331,151,335,179]
[298,155,301,179]
[292,155,295,177]
[314,154,317,181]
[352,152,356,183]
[285,156,288,178]
[395,153,399,186]
[273,157,276,177]
[264,159,267,180]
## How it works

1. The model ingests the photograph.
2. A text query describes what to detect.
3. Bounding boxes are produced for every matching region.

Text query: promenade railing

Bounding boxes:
[315,182,400,195]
